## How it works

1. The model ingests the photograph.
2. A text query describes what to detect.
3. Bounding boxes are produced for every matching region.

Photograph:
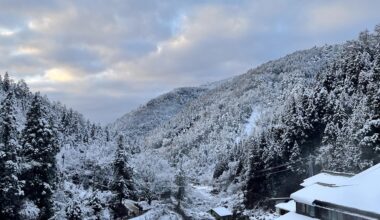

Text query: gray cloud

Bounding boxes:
[1,0,380,124]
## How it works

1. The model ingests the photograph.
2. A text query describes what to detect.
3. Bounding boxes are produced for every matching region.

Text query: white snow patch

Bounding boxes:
[275,200,296,212]
[130,202,182,220]
[244,108,261,136]
[300,172,351,187]
[211,207,233,216]
[276,212,318,220]
[19,200,40,220]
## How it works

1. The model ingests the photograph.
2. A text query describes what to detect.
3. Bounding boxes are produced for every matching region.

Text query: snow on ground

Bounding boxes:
[19,200,40,219]
[183,184,216,219]
[131,184,223,220]
[244,209,277,220]
[54,181,113,219]
[130,201,183,220]
[130,207,183,220]
[236,107,263,144]
[128,184,219,220]
[276,212,318,220]
[183,183,276,220]
[244,108,261,136]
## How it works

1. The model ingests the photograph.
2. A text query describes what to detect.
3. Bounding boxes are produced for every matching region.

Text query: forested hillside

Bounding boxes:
[0,73,116,219]
[111,87,208,152]
[112,26,380,217]
[107,45,339,218]
[2,26,380,220]
[244,27,380,207]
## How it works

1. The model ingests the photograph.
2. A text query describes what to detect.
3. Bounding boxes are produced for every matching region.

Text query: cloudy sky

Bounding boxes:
[1,0,380,124]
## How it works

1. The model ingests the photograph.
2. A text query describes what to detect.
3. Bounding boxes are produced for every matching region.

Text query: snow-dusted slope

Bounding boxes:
[0,75,111,219]
[5,27,380,219]
[108,28,380,217]
[110,87,208,149]
[140,45,340,180]
[110,45,342,215]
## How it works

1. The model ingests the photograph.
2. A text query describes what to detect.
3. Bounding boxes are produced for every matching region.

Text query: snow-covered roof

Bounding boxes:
[291,163,380,215]
[122,199,140,213]
[211,207,233,216]
[300,172,351,187]
[275,200,296,212]
[291,183,331,205]
[276,212,319,220]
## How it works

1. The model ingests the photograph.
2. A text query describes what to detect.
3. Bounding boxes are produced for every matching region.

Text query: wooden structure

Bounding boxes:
[276,164,380,220]
[209,207,233,220]
[122,199,143,217]
[275,200,295,215]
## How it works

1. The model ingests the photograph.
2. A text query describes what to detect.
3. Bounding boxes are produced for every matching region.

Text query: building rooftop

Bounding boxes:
[275,200,296,212]
[276,212,319,220]
[300,172,351,187]
[122,199,140,213]
[211,207,233,216]
[291,163,380,215]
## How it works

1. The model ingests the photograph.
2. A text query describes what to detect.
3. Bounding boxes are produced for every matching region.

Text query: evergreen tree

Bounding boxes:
[174,163,186,207]
[15,79,30,98]
[3,72,11,92]
[60,109,70,135]
[356,39,380,164]
[20,94,59,220]
[65,202,82,220]
[89,196,103,220]
[244,134,268,207]
[91,124,96,139]
[280,94,312,158]
[0,92,23,219]
[112,135,135,201]
[105,126,110,142]
[15,79,31,112]
[111,135,135,218]
[288,141,303,173]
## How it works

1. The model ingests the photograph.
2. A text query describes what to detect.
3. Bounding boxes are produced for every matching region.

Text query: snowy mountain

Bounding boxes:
[1,26,380,220]
[107,44,342,217]
[111,27,380,217]
[110,87,208,152]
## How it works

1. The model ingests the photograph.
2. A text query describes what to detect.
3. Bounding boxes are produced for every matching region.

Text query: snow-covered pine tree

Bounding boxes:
[65,202,82,220]
[20,94,59,219]
[280,93,312,159]
[174,163,186,207]
[105,126,110,142]
[111,135,135,218]
[357,53,380,163]
[2,72,11,93]
[90,124,96,139]
[288,141,303,173]
[112,135,135,201]
[14,79,31,112]
[0,92,23,219]
[244,134,267,207]
[88,196,103,220]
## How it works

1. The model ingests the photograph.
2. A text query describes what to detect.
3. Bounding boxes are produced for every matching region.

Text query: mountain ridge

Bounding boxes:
[1,26,380,220]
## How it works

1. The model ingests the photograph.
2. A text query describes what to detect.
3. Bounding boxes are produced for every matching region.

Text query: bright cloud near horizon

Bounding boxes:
[1,0,380,124]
